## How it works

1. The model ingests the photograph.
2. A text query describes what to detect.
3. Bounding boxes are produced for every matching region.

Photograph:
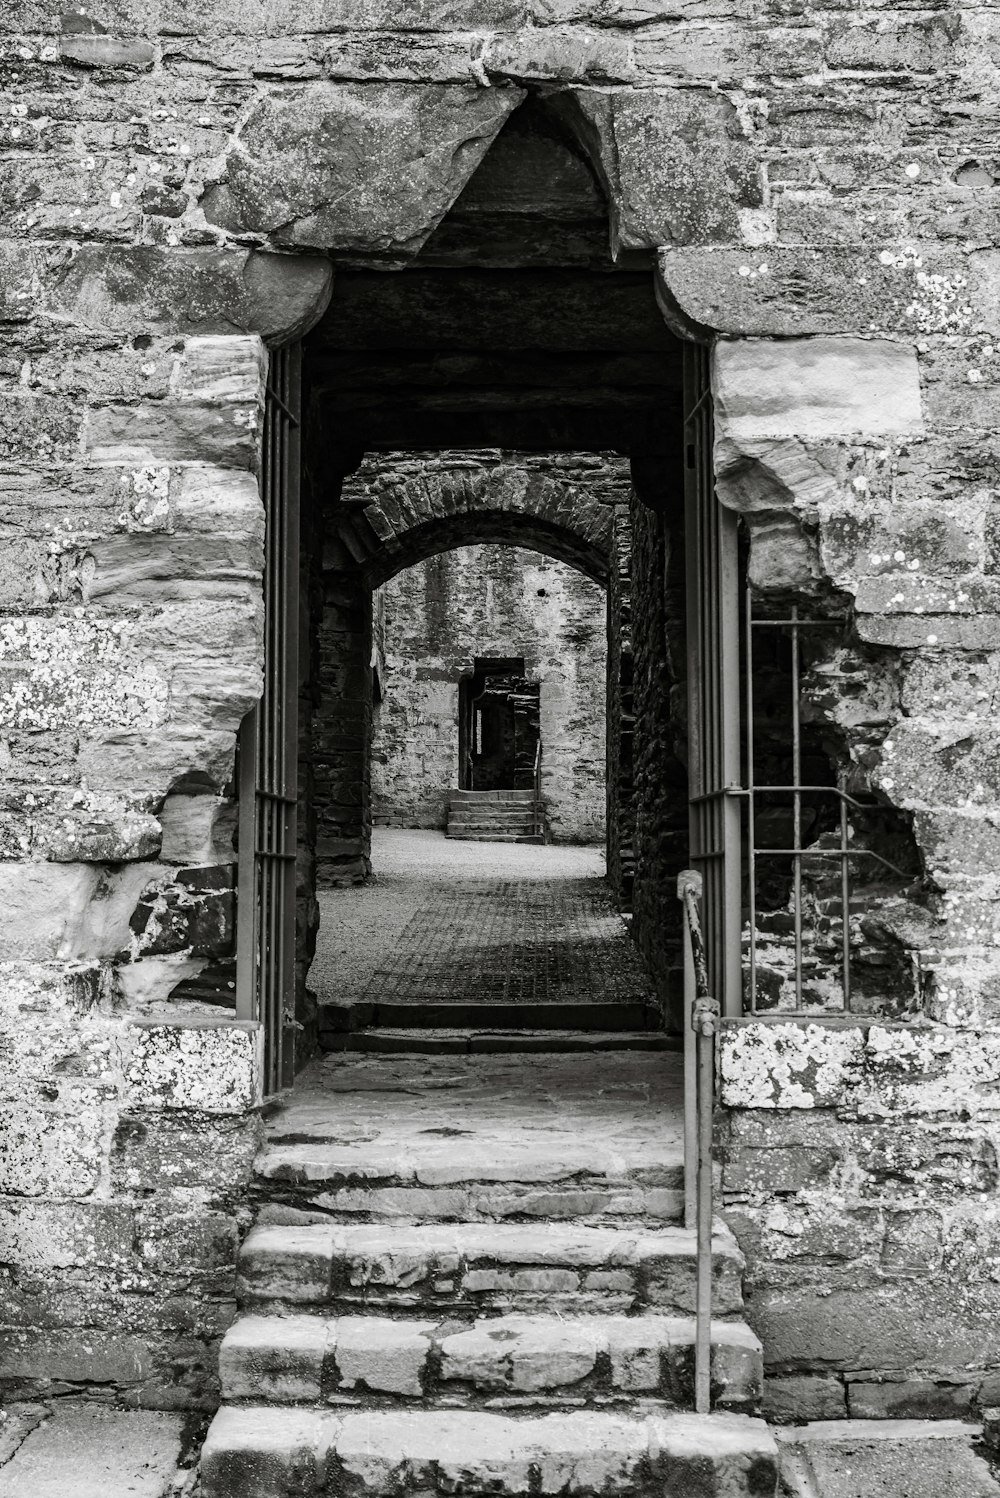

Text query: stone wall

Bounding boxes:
[628,494,688,1022]
[702,328,1000,1412]
[605,505,635,905]
[0,330,280,1408]
[719,1020,1000,1423]
[3,0,1000,1422]
[371,543,607,843]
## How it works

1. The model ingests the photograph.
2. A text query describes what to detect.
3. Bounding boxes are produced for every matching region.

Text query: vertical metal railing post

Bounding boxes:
[678,870,718,1416]
[684,343,743,1020]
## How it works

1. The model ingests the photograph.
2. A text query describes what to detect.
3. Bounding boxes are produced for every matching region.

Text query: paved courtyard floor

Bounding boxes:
[310,830,655,1009]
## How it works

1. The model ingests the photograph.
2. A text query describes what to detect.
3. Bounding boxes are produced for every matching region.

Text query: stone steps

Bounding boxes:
[317,1027,680,1054]
[446,830,546,843]
[199,1406,778,1498]
[252,1150,684,1229]
[219,1311,762,1412]
[446,789,545,843]
[235,1221,746,1317]
[448,790,537,803]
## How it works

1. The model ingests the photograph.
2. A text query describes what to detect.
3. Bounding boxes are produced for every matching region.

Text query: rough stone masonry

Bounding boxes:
[0,0,998,1436]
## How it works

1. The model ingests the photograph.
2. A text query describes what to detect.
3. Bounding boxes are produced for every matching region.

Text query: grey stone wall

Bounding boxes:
[2,0,1000,1420]
[605,506,635,905]
[371,544,607,843]
[628,495,688,1022]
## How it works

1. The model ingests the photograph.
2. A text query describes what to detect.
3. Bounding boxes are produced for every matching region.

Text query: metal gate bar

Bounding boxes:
[236,345,301,1095]
[683,343,743,1019]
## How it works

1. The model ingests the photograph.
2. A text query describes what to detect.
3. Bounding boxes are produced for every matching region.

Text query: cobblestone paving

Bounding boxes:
[311,830,656,1008]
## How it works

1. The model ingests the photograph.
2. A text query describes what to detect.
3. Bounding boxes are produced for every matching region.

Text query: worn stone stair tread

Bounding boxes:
[776,1420,1000,1498]
[319,1028,681,1054]
[255,1137,685,1185]
[219,1310,762,1409]
[198,1404,779,1497]
[236,1220,745,1316]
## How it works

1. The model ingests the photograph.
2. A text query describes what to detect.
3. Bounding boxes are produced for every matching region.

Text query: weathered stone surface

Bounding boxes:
[200,1406,777,1498]
[59,33,156,68]
[658,247,982,339]
[565,88,761,250]
[47,247,332,343]
[0,863,155,961]
[111,1109,260,1192]
[764,1374,847,1424]
[720,1022,866,1111]
[124,1018,260,1113]
[713,338,924,441]
[335,1316,434,1396]
[0,1403,185,1498]
[203,84,523,250]
[777,1420,1000,1498]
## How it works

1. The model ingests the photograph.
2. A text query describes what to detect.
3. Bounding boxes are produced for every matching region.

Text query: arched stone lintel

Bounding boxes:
[364,515,609,590]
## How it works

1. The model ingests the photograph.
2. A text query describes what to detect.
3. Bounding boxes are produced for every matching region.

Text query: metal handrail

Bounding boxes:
[533,739,543,838]
[678,869,719,1416]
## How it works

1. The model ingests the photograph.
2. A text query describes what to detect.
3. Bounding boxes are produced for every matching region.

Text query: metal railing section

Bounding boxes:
[236,345,301,1096]
[533,738,543,838]
[678,868,718,1417]
[741,604,910,1016]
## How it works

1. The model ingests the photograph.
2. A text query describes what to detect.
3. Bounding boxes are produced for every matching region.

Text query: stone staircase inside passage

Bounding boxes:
[197,1052,778,1497]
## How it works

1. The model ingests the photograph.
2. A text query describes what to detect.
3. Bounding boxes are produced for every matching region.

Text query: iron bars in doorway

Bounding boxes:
[236,345,301,1096]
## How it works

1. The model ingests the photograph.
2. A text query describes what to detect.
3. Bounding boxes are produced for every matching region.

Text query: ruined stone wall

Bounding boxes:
[702,330,1000,1411]
[371,543,607,843]
[628,495,688,1022]
[3,0,1000,1422]
[0,328,274,1408]
[605,505,635,906]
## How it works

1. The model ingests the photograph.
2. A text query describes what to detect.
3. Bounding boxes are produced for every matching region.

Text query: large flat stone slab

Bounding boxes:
[0,1403,185,1497]
[236,1220,745,1316]
[256,1050,684,1224]
[220,1311,762,1411]
[199,1406,778,1497]
[777,1420,1000,1498]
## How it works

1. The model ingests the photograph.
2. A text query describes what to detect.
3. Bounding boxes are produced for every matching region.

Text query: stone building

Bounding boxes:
[369,534,608,845]
[1,0,1000,1489]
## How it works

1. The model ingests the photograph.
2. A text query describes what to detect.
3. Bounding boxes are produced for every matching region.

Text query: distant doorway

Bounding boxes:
[459,658,541,792]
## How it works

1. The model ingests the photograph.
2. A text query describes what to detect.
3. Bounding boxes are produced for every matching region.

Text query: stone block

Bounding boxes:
[440,1316,601,1392]
[83,403,260,470]
[59,32,156,68]
[0,1327,154,1387]
[764,1373,847,1424]
[334,1316,433,1396]
[220,1315,328,1403]
[847,1375,974,1420]
[713,337,924,441]
[110,1109,261,1193]
[169,336,265,404]
[203,83,523,251]
[658,246,964,338]
[123,1018,260,1113]
[48,247,332,343]
[198,1406,331,1498]
[750,1280,1000,1372]
[566,87,761,251]
[0,1095,105,1197]
[719,1021,865,1110]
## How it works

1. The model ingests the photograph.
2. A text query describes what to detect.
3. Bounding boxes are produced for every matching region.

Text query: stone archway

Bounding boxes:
[311,452,626,888]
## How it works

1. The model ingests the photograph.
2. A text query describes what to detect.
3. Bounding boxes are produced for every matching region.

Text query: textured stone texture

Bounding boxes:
[370,544,606,842]
[200,1406,778,1498]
